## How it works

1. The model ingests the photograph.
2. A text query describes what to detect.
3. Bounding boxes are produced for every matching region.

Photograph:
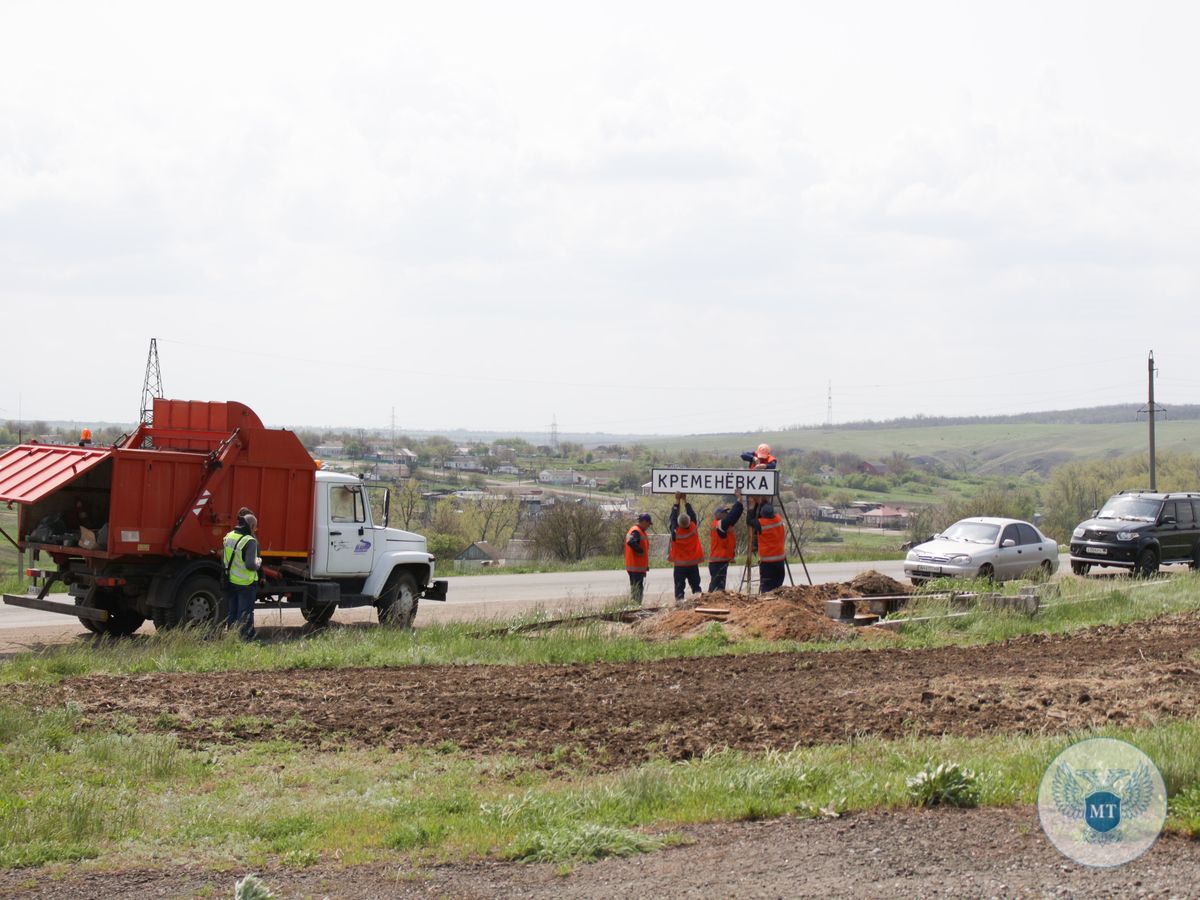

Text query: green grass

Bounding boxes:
[4,574,1200,685]
[0,615,793,685]
[889,573,1200,647]
[3,576,1200,871]
[2,700,1197,870]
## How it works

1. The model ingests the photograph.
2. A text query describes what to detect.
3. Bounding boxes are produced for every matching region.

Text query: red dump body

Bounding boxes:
[0,399,316,564]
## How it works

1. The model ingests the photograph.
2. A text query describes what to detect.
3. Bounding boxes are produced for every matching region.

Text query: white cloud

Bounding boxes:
[2,1,1199,432]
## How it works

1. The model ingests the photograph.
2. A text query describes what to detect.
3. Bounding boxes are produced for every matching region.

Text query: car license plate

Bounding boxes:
[1086,547,1108,555]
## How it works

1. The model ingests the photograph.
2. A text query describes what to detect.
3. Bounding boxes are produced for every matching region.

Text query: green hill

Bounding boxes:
[647,420,1195,476]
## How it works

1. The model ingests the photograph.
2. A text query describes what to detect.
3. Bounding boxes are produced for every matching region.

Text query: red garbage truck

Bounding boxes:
[0,399,446,635]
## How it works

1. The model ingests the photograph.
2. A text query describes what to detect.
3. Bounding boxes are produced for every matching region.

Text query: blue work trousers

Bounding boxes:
[226,584,257,640]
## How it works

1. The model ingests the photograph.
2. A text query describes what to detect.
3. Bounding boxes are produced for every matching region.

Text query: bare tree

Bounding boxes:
[394,478,423,530]
[462,494,521,546]
[530,501,608,561]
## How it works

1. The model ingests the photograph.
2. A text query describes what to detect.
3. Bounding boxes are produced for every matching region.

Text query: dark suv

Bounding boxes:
[1069,490,1200,576]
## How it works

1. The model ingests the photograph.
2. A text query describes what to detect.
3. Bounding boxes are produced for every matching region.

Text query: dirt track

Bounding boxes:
[1,807,1197,898]
[25,612,1200,768]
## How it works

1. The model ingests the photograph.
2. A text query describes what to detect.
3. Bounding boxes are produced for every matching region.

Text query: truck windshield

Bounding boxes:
[1097,496,1161,522]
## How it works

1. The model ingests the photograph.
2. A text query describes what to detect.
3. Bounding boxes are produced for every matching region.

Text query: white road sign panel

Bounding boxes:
[650,468,778,496]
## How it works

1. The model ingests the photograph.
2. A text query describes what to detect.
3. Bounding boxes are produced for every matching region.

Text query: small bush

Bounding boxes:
[1170,783,1200,837]
[906,761,980,808]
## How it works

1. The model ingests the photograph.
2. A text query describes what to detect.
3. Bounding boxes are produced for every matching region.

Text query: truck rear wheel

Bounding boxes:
[301,604,337,626]
[76,596,102,634]
[377,572,418,629]
[153,573,226,631]
[79,589,145,637]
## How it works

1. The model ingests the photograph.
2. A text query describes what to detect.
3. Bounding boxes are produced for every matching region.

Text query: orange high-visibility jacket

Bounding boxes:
[670,521,704,567]
[709,516,737,563]
[751,455,777,470]
[624,525,649,573]
[757,514,786,563]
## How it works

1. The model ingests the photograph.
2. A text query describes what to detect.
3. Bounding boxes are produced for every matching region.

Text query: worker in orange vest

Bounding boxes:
[740,443,778,541]
[751,501,787,593]
[740,443,777,471]
[707,488,744,592]
[624,513,653,605]
[669,493,703,601]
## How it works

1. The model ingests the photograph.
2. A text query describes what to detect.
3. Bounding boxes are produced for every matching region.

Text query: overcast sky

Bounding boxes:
[2,1,1198,436]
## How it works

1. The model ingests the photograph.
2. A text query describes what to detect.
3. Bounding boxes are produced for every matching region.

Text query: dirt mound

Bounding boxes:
[641,576,904,643]
[848,570,908,596]
[641,582,858,642]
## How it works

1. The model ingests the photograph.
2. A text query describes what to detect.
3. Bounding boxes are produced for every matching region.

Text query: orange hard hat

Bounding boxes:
[756,443,771,458]
[80,428,93,441]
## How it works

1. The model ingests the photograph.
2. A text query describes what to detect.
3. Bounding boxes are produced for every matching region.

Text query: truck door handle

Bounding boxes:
[358,527,364,536]
[330,531,342,536]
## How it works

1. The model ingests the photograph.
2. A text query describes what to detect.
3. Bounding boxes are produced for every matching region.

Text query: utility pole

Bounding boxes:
[1139,350,1164,491]
[550,414,559,455]
[825,380,833,430]
[1149,351,1156,490]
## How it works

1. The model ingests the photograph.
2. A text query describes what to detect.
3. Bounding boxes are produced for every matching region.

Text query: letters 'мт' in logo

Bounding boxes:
[1039,738,1166,867]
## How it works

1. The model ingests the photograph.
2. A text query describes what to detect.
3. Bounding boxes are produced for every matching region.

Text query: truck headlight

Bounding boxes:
[1116,532,1136,541]
[1072,527,1084,538]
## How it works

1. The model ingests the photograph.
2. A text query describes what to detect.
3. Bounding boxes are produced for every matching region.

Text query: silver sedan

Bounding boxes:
[904,516,1060,585]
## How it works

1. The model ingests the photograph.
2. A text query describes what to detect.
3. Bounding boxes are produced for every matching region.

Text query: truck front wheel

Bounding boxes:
[377,572,418,629]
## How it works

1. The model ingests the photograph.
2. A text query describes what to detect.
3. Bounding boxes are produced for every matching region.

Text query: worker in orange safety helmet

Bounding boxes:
[78,428,93,447]
[740,443,777,471]
[740,443,779,546]
[707,488,744,592]
[669,493,703,602]
[624,513,653,605]
[750,501,787,593]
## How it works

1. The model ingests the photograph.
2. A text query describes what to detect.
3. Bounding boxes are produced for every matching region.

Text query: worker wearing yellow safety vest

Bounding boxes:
[751,501,787,593]
[223,511,262,639]
[669,493,704,602]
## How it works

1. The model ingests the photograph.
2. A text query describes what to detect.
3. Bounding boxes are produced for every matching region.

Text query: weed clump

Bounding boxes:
[906,761,980,808]
[506,822,666,863]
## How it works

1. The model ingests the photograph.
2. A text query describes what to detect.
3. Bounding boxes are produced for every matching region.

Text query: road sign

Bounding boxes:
[650,468,778,496]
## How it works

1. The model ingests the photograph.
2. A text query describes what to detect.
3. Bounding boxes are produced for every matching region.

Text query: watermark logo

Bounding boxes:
[1038,738,1166,867]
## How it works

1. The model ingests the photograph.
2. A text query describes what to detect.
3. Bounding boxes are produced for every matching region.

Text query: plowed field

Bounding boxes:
[27,612,1200,769]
